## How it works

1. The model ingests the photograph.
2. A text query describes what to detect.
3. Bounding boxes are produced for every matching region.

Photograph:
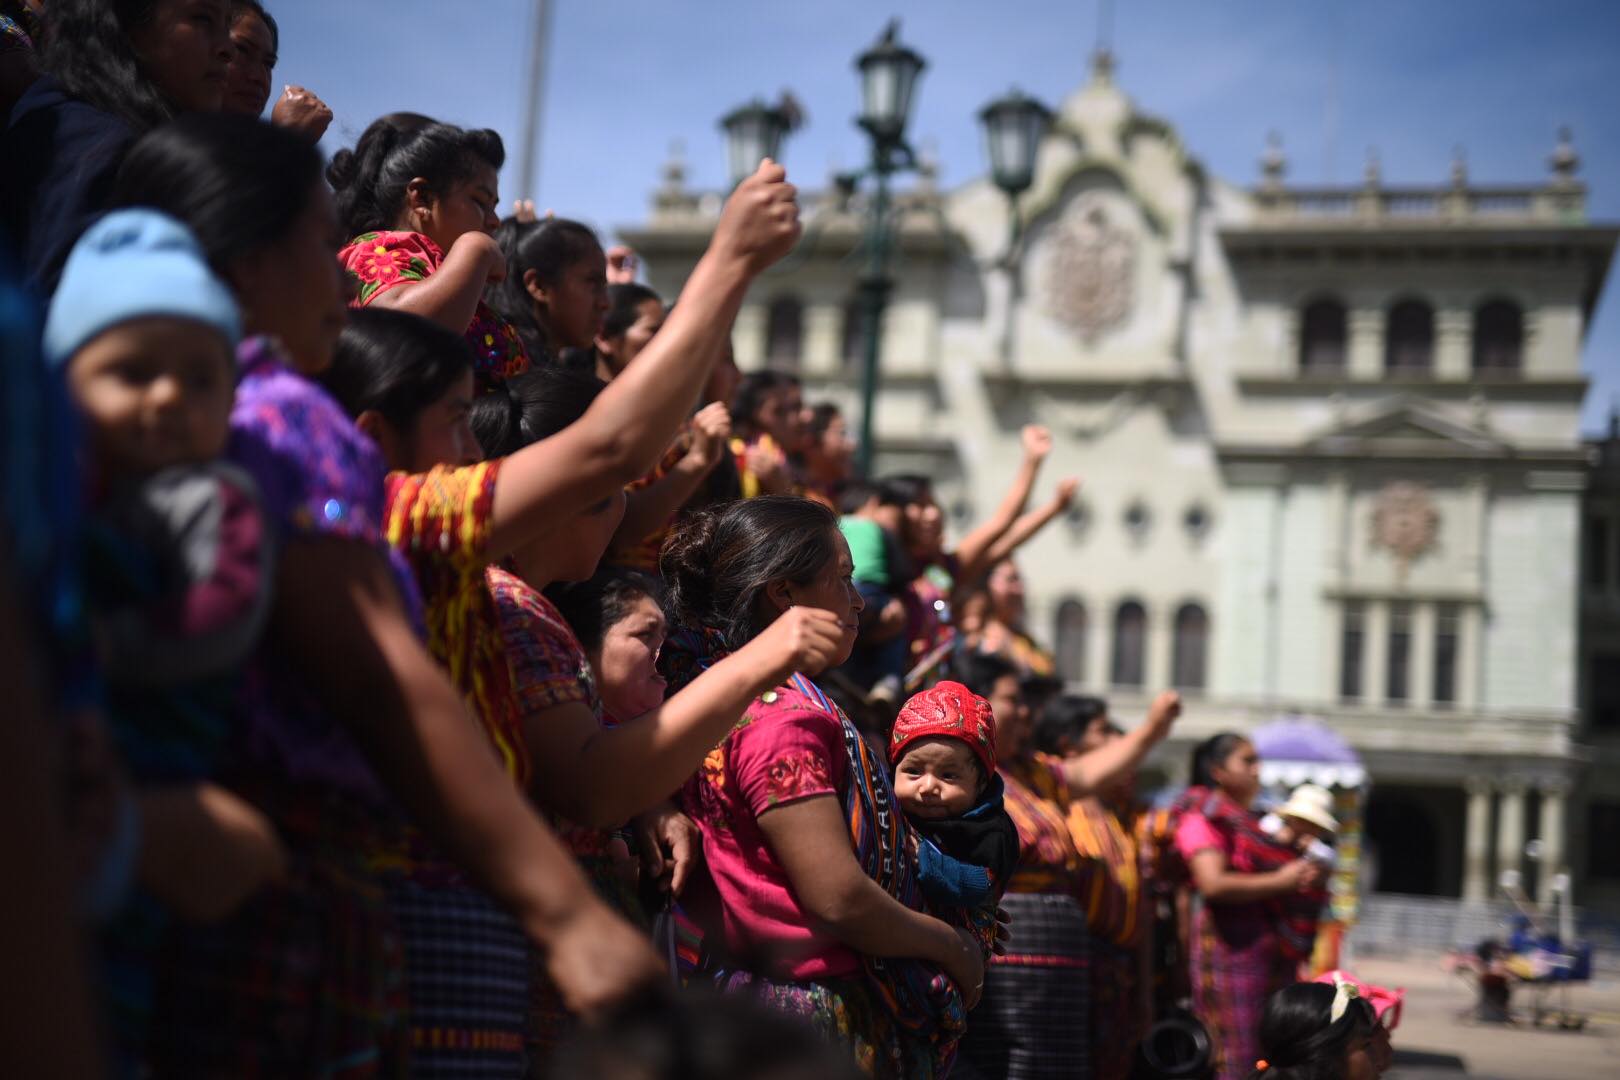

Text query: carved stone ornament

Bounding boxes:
[1045,196,1135,343]
[1370,481,1439,572]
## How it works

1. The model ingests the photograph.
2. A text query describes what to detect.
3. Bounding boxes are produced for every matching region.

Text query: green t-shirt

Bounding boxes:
[839,516,890,587]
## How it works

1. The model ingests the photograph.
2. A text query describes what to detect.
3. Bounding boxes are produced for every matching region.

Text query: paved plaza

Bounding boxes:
[1348,954,1620,1079]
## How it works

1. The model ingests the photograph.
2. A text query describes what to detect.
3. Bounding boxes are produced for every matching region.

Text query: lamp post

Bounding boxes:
[978,87,1052,364]
[719,98,795,189]
[843,21,927,477]
[720,23,955,477]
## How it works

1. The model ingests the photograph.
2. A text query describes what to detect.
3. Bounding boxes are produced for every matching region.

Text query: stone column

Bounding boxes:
[1463,776,1493,904]
[1535,781,1570,907]
[1363,600,1389,705]
[1349,307,1384,380]
[1497,779,1527,892]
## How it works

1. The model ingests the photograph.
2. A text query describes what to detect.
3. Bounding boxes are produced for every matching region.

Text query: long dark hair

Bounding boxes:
[547,568,663,655]
[326,114,505,239]
[111,113,323,274]
[1248,982,1378,1080]
[469,364,605,460]
[322,308,474,431]
[485,216,601,363]
[43,0,178,131]
[661,496,841,652]
[1191,731,1249,789]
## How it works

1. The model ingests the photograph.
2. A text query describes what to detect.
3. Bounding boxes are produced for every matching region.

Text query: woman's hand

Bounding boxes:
[684,402,732,474]
[1052,477,1080,510]
[269,85,333,141]
[542,897,668,1017]
[745,441,793,494]
[451,230,506,286]
[1141,690,1182,746]
[993,905,1013,957]
[1020,424,1053,462]
[1281,858,1325,893]
[944,925,986,1009]
[633,803,702,898]
[744,606,846,683]
[710,159,801,275]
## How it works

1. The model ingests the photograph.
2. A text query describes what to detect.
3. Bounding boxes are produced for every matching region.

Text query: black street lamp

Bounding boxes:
[978,87,1052,361]
[844,20,927,477]
[720,98,795,189]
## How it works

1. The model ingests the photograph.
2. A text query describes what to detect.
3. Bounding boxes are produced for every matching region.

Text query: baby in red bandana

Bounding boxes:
[890,681,1020,919]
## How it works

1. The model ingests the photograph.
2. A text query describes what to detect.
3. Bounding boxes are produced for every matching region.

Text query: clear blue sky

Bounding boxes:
[274,0,1620,431]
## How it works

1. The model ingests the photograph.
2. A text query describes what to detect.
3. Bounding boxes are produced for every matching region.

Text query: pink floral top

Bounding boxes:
[680,681,859,982]
[338,230,530,387]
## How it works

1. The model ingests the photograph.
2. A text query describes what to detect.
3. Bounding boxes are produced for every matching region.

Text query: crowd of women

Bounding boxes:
[2,3,1398,1079]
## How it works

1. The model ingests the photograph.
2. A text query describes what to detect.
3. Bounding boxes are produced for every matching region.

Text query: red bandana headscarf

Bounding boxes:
[889,680,998,778]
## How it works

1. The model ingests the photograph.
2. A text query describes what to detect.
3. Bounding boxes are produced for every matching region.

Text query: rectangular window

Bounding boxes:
[1339,601,1365,703]
[1587,517,1610,591]
[1386,603,1412,705]
[1433,604,1460,707]
[1590,653,1620,730]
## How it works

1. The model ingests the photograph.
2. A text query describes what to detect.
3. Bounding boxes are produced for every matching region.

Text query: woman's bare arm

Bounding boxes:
[273,538,663,1014]
[370,231,502,334]
[758,794,983,1005]
[485,163,799,558]
[523,609,845,827]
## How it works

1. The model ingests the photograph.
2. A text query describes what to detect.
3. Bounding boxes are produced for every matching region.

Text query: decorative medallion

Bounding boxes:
[1370,481,1439,573]
[1046,196,1136,343]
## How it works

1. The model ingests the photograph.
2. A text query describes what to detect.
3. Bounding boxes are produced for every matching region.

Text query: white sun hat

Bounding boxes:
[1276,783,1339,835]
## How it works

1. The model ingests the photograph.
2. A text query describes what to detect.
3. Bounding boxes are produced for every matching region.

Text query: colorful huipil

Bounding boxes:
[1068,798,1146,1080]
[339,230,530,388]
[381,461,533,1076]
[485,564,645,1055]
[663,630,965,1079]
[1176,788,1315,1080]
[143,336,410,1077]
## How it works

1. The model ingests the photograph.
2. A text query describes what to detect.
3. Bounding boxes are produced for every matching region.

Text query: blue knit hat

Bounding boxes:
[43,209,242,369]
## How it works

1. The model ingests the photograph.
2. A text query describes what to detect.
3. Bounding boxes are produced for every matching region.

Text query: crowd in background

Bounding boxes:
[1,3,1398,1079]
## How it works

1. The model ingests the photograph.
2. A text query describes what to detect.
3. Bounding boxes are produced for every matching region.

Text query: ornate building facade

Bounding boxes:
[622,53,1618,911]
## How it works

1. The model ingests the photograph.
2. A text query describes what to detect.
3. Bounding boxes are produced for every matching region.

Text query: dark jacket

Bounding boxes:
[910,773,1021,909]
[1,75,135,293]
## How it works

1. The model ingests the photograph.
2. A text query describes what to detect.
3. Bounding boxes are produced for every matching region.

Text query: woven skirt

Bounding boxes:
[387,861,532,1078]
[955,891,1092,1080]
[1189,905,1292,1080]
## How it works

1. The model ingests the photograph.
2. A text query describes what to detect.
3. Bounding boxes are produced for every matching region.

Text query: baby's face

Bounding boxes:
[67,316,234,481]
[894,737,982,819]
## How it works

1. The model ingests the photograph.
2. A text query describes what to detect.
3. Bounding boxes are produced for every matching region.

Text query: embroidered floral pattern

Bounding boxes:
[763,749,834,807]
[338,231,531,388]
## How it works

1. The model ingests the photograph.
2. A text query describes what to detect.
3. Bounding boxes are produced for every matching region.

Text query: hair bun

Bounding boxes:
[659,509,722,627]
[325,147,359,190]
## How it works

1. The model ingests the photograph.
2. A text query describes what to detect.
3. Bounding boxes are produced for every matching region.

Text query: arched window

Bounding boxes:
[841,295,871,369]
[764,295,804,371]
[1054,599,1088,683]
[1472,299,1523,373]
[1385,299,1434,374]
[1299,297,1347,372]
[1172,603,1209,691]
[1110,600,1147,688]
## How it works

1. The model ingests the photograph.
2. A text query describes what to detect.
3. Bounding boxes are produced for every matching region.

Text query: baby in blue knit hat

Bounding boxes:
[45,206,281,871]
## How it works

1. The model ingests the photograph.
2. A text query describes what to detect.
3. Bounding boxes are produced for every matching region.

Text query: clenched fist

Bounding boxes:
[709,159,801,276]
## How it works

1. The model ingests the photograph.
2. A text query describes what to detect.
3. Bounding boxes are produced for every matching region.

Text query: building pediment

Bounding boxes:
[1303,397,1512,457]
